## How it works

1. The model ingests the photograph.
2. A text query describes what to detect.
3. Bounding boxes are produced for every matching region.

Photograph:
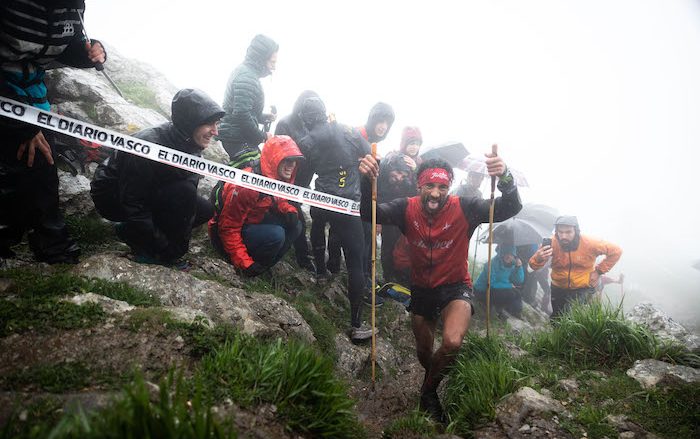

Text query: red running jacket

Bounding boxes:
[361,178,522,289]
[209,136,302,269]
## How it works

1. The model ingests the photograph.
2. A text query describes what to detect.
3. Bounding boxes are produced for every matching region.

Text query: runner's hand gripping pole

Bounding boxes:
[371,142,378,386]
[486,144,498,338]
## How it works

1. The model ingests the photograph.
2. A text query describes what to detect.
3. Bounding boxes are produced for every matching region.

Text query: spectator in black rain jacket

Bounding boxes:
[91,89,224,268]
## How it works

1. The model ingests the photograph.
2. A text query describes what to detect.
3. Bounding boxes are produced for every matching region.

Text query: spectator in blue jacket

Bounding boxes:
[474,245,525,317]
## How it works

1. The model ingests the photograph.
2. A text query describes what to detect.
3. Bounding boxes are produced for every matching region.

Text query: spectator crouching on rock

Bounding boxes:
[473,245,525,318]
[90,89,224,269]
[208,136,303,277]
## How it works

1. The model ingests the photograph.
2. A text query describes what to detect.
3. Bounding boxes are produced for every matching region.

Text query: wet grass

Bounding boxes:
[0,268,159,336]
[0,361,128,393]
[116,82,167,117]
[443,334,524,434]
[65,215,115,252]
[527,301,698,368]
[383,410,438,438]
[197,334,364,438]
[2,374,237,439]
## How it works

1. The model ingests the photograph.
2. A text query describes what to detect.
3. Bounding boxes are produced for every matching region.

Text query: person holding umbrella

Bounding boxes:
[529,216,622,318]
[358,152,521,423]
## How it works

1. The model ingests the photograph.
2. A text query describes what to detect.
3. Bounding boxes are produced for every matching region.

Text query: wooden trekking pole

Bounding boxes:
[371,142,378,386]
[471,225,481,280]
[485,144,498,338]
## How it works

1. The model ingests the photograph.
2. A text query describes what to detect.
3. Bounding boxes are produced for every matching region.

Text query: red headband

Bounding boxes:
[418,168,452,187]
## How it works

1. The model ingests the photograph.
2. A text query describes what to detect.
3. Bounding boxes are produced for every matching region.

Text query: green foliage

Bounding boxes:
[0,269,161,336]
[574,405,617,439]
[1,268,159,306]
[197,335,363,438]
[65,215,115,251]
[4,373,237,439]
[295,302,337,359]
[0,361,127,393]
[117,82,167,117]
[0,296,105,336]
[443,335,523,434]
[383,410,438,438]
[172,317,239,359]
[527,301,693,368]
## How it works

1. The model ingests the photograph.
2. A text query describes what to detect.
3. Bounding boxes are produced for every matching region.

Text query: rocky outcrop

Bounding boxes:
[626,359,700,389]
[489,387,572,438]
[626,302,700,352]
[58,170,95,216]
[72,254,314,343]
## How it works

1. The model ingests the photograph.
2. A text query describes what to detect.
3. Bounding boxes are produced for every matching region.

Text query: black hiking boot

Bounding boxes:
[420,389,446,425]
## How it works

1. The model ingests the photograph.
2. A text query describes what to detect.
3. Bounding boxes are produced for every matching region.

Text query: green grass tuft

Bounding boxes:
[443,335,523,434]
[527,301,692,369]
[0,361,128,393]
[197,334,363,438]
[116,82,167,117]
[383,410,438,438]
[3,373,236,439]
[65,215,115,251]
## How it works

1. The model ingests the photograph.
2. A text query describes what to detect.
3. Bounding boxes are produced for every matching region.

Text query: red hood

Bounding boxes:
[400,126,423,155]
[260,135,303,182]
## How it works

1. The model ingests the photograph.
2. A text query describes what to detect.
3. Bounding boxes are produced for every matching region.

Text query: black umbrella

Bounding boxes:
[516,204,558,231]
[479,217,553,246]
[420,141,469,167]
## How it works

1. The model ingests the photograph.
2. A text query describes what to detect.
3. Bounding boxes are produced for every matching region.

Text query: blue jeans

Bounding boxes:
[242,216,301,268]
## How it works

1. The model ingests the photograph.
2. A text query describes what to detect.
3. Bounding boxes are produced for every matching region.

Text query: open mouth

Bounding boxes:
[427,200,439,210]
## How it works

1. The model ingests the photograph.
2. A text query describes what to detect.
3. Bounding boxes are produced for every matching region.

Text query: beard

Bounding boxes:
[421,194,447,215]
[558,236,580,252]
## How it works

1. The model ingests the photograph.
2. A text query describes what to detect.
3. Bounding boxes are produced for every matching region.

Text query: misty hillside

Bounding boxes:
[1,49,698,439]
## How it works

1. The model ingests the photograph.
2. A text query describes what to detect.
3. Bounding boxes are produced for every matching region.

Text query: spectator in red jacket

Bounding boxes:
[208,136,303,277]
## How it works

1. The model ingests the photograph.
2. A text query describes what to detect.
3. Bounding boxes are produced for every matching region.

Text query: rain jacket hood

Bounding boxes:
[171,88,225,140]
[377,152,415,203]
[365,102,395,143]
[260,136,303,182]
[399,126,423,156]
[554,215,581,251]
[299,96,327,129]
[244,34,278,78]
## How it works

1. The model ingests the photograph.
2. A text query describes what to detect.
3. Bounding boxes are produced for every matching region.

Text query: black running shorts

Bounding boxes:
[408,282,474,321]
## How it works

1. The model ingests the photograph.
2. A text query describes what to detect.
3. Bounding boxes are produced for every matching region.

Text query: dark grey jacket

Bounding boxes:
[217,35,278,155]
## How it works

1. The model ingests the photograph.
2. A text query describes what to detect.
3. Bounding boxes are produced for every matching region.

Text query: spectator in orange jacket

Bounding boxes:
[529,215,622,318]
[208,136,303,277]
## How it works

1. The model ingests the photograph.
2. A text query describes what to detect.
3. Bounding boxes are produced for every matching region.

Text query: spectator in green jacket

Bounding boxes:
[218,34,278,168]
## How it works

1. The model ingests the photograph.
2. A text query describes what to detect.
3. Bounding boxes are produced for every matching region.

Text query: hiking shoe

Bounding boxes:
[296,257,317,274]
[420,389,446,424]
[350,322,378,342]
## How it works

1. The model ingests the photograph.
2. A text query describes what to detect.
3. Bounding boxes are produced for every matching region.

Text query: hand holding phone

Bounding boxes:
[542,238,552,247]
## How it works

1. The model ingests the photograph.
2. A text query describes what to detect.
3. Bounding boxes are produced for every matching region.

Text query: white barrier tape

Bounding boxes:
[0,97,360,215]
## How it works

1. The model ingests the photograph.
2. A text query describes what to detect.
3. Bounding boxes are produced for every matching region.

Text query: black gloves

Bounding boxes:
[243,262,267,277]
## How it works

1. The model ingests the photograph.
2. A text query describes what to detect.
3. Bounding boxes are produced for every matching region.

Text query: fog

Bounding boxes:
[87,0,700,327]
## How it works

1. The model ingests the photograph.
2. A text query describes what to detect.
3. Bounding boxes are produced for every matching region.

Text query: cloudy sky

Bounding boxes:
[87,0,700,324]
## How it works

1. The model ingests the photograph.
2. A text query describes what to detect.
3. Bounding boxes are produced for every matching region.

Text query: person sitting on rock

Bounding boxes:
[91,89,224,269]
[473,245,525,318]
[208,136,303,277]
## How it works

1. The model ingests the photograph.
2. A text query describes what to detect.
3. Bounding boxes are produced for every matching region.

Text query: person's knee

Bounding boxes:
[441,333,465,353]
